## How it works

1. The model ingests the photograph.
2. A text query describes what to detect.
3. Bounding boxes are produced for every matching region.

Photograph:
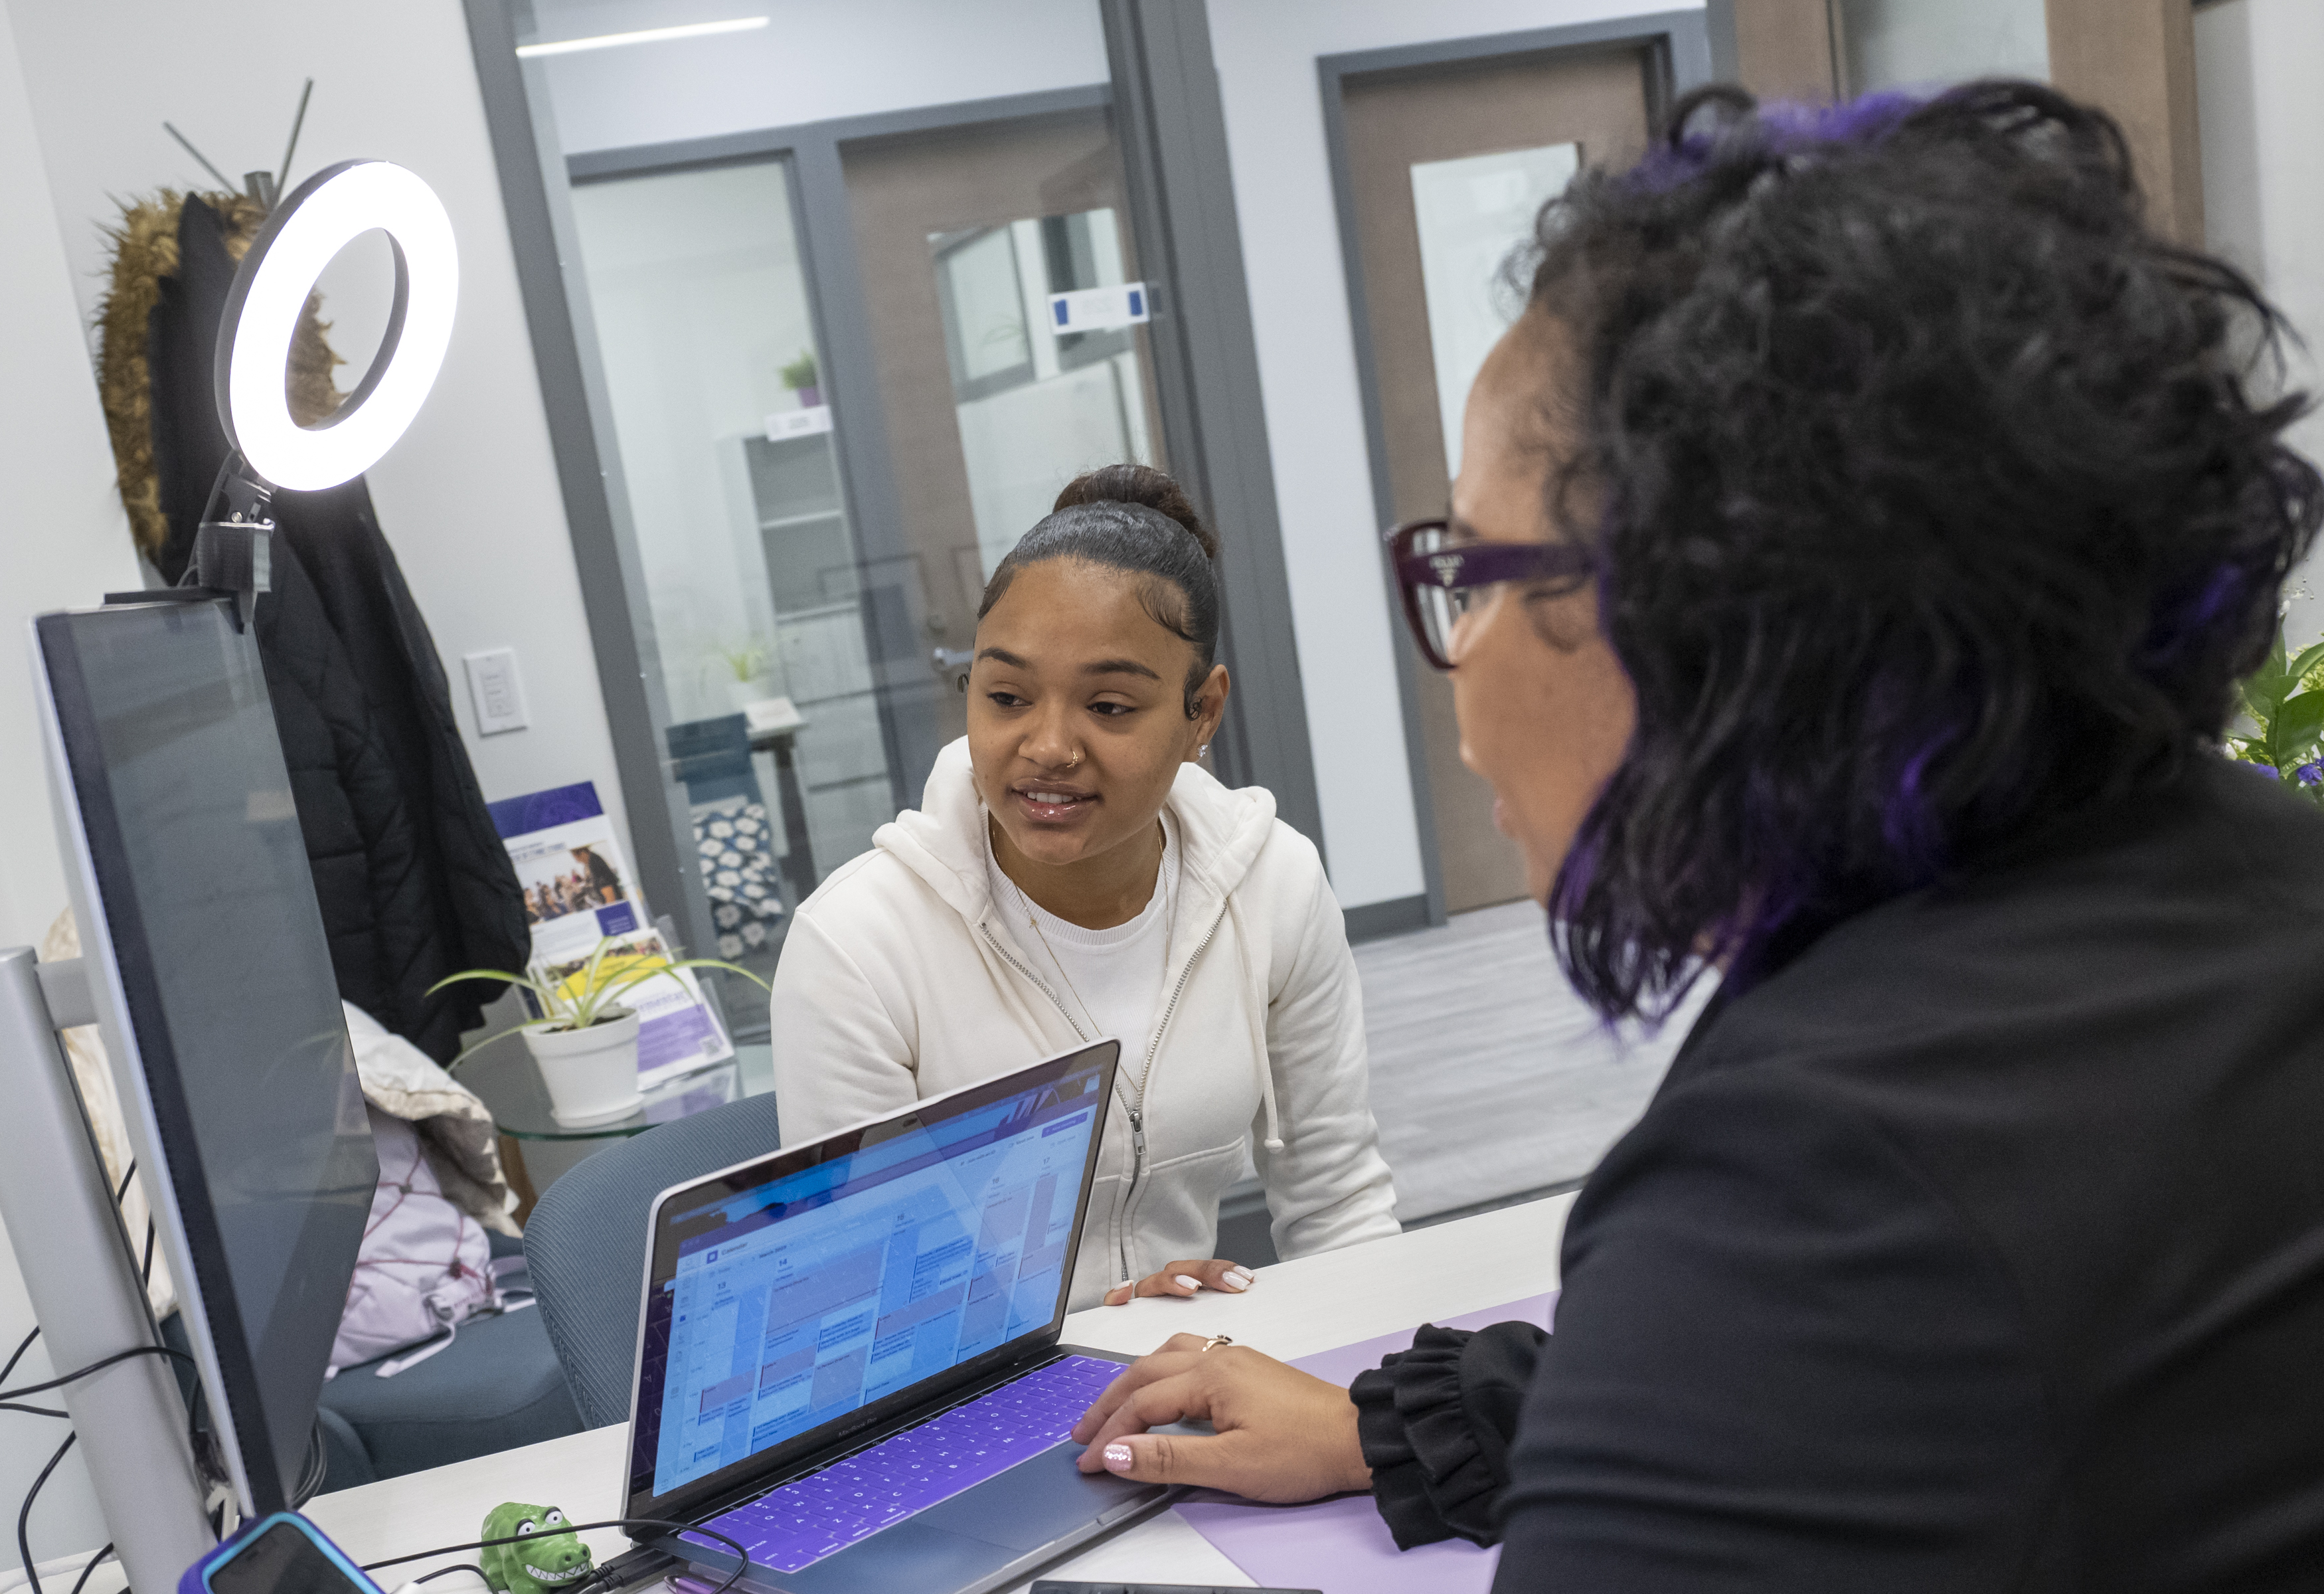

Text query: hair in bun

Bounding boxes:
[976,463,1224,716]
[1051,462,1221,559]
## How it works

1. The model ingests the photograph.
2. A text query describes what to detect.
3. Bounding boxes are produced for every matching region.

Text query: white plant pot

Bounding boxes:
[728,675,778,712]
[523,1008,643,1127]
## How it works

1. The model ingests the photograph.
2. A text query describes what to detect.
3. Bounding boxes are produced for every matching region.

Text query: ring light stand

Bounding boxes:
[185,159,459,626]
[1,159,456,1594]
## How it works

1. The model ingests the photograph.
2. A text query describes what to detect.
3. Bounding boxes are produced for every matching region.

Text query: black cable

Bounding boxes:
[65,1546,112,1594]
[0,1403,70,1419]
[412,1566,487,1586]
[0,1344,195,1403]
[15,1431,76,1594]
[114,1161,135,1207]
[291,1415,328,1506]
[361,1518,751,1594]
[141,1220,156,1286]
[0,1328,39,1386]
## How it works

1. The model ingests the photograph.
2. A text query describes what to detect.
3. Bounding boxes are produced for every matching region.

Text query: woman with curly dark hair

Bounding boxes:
[1066,82,2324,1587]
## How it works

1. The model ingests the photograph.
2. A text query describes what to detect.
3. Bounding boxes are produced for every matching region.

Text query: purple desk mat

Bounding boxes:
[1173,1291,1556,1593]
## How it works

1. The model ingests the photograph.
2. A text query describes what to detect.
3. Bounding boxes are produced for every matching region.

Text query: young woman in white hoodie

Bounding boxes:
[770,465,1399,1311]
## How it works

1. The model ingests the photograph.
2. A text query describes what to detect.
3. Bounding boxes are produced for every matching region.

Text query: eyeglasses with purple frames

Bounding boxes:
[1384,517,1595,670]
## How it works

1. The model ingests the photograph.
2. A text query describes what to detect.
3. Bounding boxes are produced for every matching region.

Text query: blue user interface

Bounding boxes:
[647,1065,1104,1496]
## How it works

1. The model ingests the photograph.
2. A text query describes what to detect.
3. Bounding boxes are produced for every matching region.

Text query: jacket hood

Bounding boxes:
[874,738,1279,925]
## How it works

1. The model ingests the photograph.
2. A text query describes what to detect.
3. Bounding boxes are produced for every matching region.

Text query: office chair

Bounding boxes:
[523,1091,785,1427]
[315,1231,582,1478]
[665,713,762,807]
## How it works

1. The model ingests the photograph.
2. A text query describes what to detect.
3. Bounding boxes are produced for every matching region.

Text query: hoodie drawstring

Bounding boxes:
[1229,895,1285,1153]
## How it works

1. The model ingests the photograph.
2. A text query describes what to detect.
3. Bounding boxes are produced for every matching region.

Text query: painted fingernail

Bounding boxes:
[1220,1271,1248,1290]
[1103,1443,1133,1472]
[1226,1267,1254,1287]
[1175,1274,1203,1291]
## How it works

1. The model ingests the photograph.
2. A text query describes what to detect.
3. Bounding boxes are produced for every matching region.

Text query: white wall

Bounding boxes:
[531,0,1111,154]
[2196,0,2324,648]
[7,0,633,858]
[0,0,147,1566]
[1205,0,1702,909]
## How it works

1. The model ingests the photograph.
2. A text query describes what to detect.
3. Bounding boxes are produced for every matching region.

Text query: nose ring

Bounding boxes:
[1066,748,1082,769]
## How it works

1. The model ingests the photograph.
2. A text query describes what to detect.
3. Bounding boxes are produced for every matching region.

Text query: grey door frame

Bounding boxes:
[460,5,1328,970]
[1318,11,1714,929]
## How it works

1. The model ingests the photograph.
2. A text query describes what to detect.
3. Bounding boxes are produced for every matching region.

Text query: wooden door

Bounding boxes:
[839,110,1169,748]
[1341,46,1660,912]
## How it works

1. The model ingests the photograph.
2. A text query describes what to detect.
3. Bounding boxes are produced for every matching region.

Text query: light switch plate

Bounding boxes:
[463,648,529,735]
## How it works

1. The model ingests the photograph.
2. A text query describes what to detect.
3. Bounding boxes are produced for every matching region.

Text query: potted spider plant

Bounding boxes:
[430,938,770,1127]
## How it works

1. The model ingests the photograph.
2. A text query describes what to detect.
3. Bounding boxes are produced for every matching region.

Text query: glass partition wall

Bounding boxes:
[566,120,1166,991]
[490,3,1180,1017]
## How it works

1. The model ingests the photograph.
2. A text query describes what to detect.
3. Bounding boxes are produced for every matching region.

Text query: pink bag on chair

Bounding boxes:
[330,1107,517,1377]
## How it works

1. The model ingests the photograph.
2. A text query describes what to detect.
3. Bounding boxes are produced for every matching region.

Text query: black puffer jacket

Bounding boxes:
[145,196,529,1060]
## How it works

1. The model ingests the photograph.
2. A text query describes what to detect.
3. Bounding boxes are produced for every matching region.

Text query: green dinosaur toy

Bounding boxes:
[479,1502,594,1594]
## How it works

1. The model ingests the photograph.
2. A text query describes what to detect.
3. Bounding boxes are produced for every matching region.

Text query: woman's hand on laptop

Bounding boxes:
[1070,1335,1369,1502]
[1102,1258,1256,1306]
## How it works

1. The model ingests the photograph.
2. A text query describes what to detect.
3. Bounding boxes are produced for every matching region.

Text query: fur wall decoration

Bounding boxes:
[96,189,345,564]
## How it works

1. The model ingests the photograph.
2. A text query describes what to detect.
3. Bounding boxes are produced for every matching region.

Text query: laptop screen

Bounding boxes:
[628,1041,1117,1514]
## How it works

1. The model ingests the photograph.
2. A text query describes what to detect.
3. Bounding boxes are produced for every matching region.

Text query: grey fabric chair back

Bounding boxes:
[524,1091,783,1428]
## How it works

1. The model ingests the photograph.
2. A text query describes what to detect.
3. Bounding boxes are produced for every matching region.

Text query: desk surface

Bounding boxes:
[301,1194,1572,1593]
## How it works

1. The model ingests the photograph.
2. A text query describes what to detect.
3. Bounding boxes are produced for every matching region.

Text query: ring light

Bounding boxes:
[214,159,457,491]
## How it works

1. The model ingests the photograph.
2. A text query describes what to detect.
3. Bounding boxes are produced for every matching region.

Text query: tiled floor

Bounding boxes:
[1354,899,1714,1223]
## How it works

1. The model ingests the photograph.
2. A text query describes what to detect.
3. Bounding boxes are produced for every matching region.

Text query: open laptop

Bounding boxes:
[622,1039,1176,1593]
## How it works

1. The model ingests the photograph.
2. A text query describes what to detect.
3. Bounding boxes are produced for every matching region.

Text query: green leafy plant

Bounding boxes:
[2224,618,2324,810]
[428,937,770,1070]
[779,349,818,391]
[711,640,770,683]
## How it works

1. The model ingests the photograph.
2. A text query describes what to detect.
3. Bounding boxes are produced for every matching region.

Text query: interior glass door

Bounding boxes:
[839,105,1165,735]
[567,159,896,977]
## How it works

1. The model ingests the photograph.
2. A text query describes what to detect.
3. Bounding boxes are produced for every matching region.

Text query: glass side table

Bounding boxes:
[459,1041,773,1142]
[459,1042,773,1213]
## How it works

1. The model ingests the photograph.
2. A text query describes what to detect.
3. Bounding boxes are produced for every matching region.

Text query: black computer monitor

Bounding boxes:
[36,593,376,1517]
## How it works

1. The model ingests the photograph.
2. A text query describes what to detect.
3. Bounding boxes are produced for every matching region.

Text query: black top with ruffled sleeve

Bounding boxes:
[1351,760,2324,1591]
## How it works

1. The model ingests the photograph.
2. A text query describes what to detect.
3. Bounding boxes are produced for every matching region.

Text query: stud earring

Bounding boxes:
[1198,743,1210,758]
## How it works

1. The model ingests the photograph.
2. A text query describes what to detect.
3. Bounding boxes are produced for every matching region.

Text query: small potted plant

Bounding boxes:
[780,349,820,409]
[430,939,769,1127]
[713,640,778,713]
[2225,616,2324,808]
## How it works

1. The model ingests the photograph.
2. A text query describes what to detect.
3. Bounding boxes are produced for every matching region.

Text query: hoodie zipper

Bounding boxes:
[983,905,1228,1287]
[979,921,1087,1041]
[1114,903,1226,1284]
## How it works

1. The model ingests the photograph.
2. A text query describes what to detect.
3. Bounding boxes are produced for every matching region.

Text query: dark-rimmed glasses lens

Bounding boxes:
[1384,518,1593,670]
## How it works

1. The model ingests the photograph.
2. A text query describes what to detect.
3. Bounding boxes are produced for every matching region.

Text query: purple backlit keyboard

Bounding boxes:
[690,1353,1124,1575]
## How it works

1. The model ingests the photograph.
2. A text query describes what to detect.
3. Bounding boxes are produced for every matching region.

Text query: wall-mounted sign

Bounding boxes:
[1046,282,1149,333]
[765,406,834,442]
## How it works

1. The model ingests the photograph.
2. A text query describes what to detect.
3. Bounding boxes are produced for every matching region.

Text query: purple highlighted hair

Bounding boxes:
[1517,81,2321,1019]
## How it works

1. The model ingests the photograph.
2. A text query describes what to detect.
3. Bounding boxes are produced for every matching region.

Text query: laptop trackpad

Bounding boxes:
[776,1442,1169,1590]
[914,1440,1163,1550]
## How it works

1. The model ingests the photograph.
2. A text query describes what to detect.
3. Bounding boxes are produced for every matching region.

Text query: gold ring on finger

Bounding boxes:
[1200,1334,1233,1352]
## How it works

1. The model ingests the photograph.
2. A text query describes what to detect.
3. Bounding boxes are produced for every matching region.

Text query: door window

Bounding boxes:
[1409,143,1578,478]
[1836,0,2049,93]
[934,207,1155,578]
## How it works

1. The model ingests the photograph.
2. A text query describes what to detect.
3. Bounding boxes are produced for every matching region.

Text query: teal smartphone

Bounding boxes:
[181,1514,386,1594]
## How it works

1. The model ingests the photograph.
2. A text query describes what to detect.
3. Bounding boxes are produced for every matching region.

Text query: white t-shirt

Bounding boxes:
[983,816,1180,1072]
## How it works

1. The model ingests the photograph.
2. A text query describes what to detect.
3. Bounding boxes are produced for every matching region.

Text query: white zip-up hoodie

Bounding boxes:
[770,737,1400,1309]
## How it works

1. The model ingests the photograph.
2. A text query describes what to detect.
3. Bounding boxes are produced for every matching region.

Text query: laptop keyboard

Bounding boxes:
[690,1353,1126,1575]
